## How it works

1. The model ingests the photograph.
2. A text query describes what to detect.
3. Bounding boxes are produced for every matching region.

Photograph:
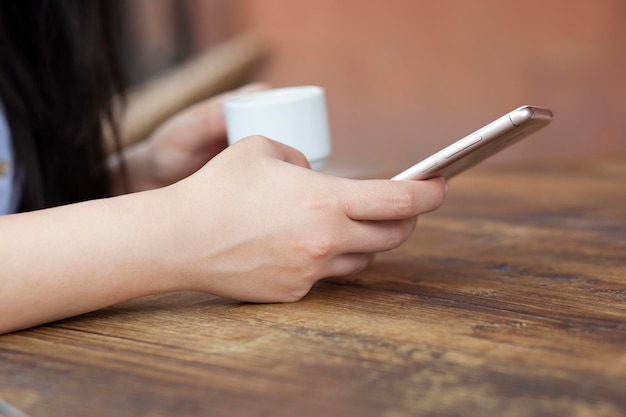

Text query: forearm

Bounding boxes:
[0,189,180,334]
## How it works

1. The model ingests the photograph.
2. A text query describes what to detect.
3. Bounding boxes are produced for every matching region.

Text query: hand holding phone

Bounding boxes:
[392,105,553,181]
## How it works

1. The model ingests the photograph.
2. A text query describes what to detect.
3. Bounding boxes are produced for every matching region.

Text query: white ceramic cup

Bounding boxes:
[223,86,332,170]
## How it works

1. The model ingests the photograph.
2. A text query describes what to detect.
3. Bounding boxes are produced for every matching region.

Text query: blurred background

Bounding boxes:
[121,0,626,177]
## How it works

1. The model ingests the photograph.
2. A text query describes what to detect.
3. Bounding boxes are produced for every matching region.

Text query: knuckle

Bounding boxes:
[266,268,317,303]
[285,282,313,302]
[281,271,318,302]
[387,224,407,249]
[391,183,418,217]
[307,235,338,260]
[385,219,417,250]
[241,134,272,148]
[353,254,376,274]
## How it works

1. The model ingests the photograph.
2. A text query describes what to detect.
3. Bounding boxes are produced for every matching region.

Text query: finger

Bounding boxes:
[178,83,270,148]
[325,253,376,278]
[340,177,447,221]
[341,217,418,253]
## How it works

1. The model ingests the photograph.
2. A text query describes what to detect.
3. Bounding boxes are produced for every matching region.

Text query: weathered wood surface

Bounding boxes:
[1,155,625,417]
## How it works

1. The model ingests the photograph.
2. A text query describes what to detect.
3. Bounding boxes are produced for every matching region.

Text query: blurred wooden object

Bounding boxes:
[110,32,267,152]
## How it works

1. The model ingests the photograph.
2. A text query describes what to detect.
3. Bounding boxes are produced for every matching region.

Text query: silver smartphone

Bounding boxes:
[392,105,553,181]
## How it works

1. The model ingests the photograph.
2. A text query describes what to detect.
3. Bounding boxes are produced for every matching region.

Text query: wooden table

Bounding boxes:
[1,155,625,417]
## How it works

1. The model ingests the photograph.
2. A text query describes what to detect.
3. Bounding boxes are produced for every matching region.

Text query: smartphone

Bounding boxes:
[391,105,553,181]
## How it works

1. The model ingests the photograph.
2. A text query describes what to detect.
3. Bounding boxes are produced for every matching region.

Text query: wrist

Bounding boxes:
[119,186,191,294]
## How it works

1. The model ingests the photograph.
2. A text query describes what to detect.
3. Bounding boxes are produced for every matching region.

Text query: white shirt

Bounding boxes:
[0,103,20,215]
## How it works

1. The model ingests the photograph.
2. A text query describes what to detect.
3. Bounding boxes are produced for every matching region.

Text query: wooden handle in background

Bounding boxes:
[110,32,268,153]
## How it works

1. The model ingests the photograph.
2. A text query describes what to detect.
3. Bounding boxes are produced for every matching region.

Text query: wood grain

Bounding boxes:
[1,155,625,417]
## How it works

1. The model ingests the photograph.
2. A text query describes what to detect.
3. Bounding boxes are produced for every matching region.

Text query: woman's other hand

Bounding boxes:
[114,83,267,193]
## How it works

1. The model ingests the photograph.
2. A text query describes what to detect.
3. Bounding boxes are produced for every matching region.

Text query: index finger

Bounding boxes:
[339,177,447,221]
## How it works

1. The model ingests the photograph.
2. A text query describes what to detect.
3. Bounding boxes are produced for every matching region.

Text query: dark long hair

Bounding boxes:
[0,0,125,211]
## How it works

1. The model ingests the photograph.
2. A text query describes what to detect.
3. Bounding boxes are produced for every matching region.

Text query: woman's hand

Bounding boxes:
[162,136,447,303]
[0,135,445,333]
[112,83,267,194]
